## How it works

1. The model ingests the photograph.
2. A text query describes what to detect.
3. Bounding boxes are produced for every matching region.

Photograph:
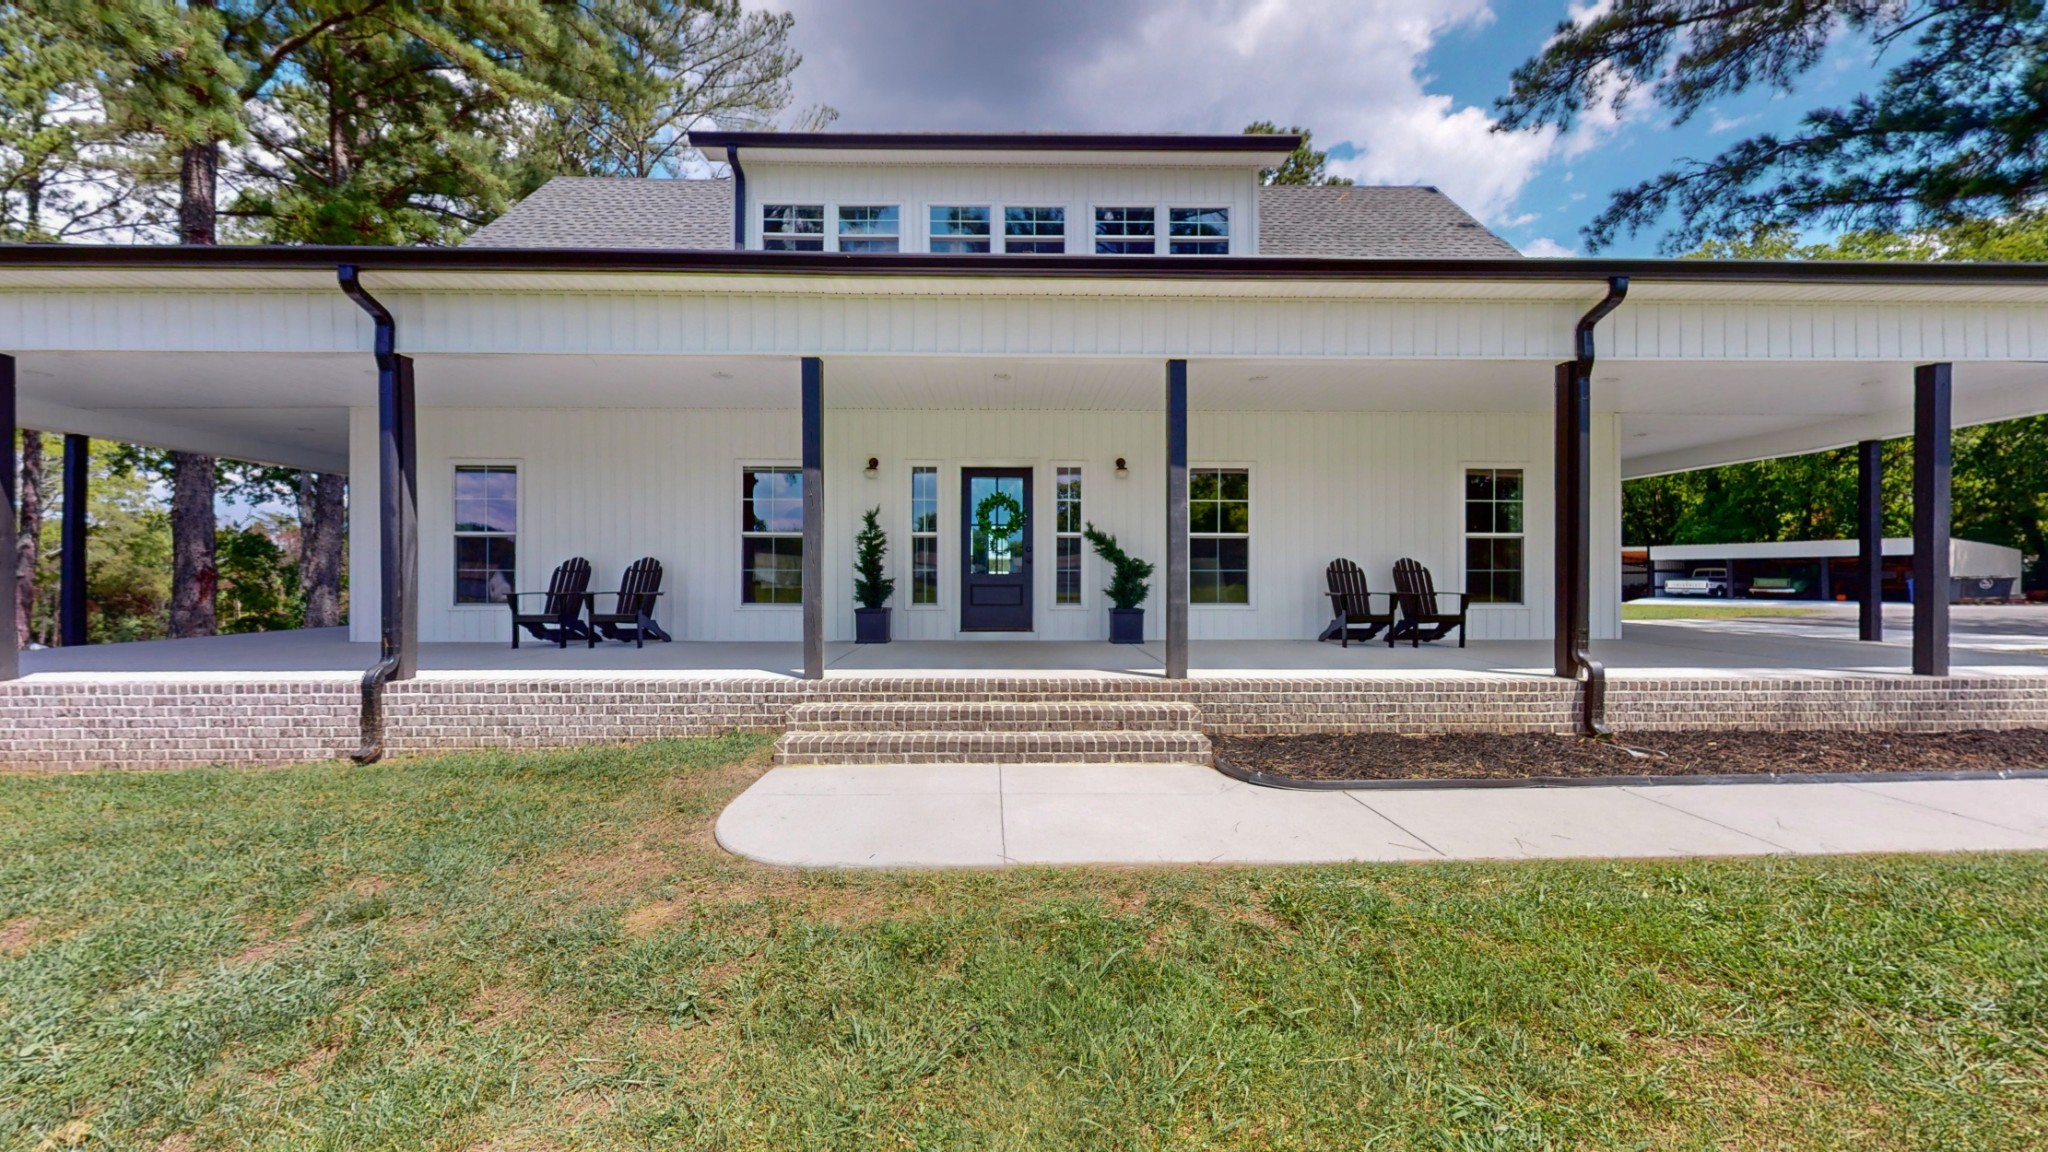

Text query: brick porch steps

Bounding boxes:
[783,701,1201,733]
[773,699,1213,766]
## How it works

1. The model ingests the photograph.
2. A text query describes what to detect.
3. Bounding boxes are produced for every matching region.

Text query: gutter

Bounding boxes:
[336,264,401,763]
[1569,276,1629,737]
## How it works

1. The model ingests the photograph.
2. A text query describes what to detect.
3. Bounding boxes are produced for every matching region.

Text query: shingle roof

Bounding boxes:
[1255,185,1520,258]
[465,177,734,249]
[464,175,1522,259]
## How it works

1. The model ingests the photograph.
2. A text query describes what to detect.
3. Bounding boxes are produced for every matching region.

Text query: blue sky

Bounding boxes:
[761,0,1887,258]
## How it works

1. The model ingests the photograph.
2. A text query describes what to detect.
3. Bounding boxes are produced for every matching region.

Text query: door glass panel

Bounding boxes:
[968,475,1026,576]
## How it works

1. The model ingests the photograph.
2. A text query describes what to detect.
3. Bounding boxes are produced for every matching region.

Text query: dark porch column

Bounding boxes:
[1857,438,1883,641]
[1,354,15,681]
[1552,361,1588,679]
[381,353,419,679]
[1164,359,1188,679]
[60,434,88,647]
[1912,363,1951,676]
[802,356,824,680]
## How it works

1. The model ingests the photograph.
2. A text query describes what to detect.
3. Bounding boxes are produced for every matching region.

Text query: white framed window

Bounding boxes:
[1189,467,1250,604]
[741,465,803,604]
[1004,206,1065,253]
[1054,466,1083,606]
[1093,206,1156,254]
[910,464,940,605]
[762,203,824,251]
[1464,467,1525,604]
[1169,207,1229,254]
[453,464,518,605]
[929,206,990,253]
[837,205,900,252]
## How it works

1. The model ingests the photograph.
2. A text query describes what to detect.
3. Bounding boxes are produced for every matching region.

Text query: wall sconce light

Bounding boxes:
[864,456,880,478]
[1114,457,1129,478]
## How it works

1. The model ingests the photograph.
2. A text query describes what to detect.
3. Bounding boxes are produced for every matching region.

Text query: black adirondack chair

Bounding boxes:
[587,557,672,647]
[1390,558,1468,647]
[507,557,593,648]
[1317,558,1398,647]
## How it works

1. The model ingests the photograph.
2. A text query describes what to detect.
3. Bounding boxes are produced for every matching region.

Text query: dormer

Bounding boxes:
[692,131,1300,255]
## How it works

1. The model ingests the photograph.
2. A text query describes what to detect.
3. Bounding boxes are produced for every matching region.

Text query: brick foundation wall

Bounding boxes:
[4,674,2046,770]
[0,679,358,770]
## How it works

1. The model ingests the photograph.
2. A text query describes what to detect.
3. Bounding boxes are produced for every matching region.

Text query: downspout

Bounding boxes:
[726,144,746,250]
[1569,275,1629,736]
[338,264,399,762]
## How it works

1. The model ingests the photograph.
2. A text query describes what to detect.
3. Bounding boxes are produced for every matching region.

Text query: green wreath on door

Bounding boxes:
[973,489,1027,557]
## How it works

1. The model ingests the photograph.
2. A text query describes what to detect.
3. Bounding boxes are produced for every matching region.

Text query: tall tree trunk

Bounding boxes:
[178,141,218,245]
[168,450,217,638]
[15,431,41,649]
[173,140,221,636]
[298,471,345,628]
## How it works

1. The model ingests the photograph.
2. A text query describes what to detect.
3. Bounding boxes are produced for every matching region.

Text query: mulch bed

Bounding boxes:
[1213,729,2048,783]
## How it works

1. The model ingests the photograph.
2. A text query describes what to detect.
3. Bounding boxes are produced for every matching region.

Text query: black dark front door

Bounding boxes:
[961,467,1032,631]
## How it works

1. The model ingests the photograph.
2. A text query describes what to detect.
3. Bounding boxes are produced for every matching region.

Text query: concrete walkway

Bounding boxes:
[715,765,2048,867]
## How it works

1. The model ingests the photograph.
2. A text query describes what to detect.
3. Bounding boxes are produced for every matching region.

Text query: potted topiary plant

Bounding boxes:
[852,506,895,643]
[1083,522,1153,644]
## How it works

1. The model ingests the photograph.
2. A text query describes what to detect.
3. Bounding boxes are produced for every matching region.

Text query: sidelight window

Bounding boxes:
[1055,467,1083,605]
[910,465,939,604]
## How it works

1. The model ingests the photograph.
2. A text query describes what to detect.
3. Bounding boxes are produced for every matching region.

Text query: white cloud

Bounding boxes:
[1706,107,1757,134]
[757,0,1569,226]
[1519,236,1578,257]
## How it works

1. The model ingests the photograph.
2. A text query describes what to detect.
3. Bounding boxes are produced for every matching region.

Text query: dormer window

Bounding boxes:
[1094,207,1156,255]
[838,205,900,253]
[1004,207,1065,253]
[762,204,824,251]
[1169,208,1229,255]
[930,206,991,253]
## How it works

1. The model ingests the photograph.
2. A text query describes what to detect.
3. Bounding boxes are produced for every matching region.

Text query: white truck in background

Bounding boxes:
[1663,566,1730,598]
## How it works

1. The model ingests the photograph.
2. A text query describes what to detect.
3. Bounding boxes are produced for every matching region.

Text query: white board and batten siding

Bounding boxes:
[739,162,1260,254]
[349,407,1623,646]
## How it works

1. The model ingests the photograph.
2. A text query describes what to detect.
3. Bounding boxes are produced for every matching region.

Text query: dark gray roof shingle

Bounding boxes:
[1255,184,1520,258]
[466,177,734,249]
[465,176,1521,258]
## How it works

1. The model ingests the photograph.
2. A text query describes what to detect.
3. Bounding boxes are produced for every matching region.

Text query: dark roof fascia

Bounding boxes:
[689,131,1304,154]
[4,244,2048,286]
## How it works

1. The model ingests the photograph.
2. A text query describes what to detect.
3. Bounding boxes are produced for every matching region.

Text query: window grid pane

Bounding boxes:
[1188,468,1249,605]
[1055,466,1082,605]
[1094,207,1155,254]
[453,465,515,604]
[742,466,804,604]
[910,466,939,605]
[762,203,824,251]
[1004,207,1065,253]
[1168,207,1229,255]
[930,206,991,254]
[1464,467,1525,604]
[838,205,900,252]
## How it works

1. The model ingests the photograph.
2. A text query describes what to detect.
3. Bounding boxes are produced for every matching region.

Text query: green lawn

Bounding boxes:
[1624,602,1828,620]
[4,738,2046,1151]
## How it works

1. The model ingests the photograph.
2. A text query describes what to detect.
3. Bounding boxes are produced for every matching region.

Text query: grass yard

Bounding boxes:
[1623,602,1828,621]
[4,737,2047,1151]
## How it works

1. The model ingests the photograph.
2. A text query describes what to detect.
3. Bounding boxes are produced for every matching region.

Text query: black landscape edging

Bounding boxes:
[1212,755,2048,793]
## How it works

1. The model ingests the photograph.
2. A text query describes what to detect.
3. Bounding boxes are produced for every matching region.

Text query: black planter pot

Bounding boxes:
[854,607,891,644]
[1108,608,1145,645]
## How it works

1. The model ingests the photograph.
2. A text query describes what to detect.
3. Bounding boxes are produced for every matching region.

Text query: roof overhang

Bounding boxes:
[691,131,1302,168]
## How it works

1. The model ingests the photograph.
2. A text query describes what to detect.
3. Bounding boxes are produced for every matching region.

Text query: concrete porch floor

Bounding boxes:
[14,604,2048,680]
